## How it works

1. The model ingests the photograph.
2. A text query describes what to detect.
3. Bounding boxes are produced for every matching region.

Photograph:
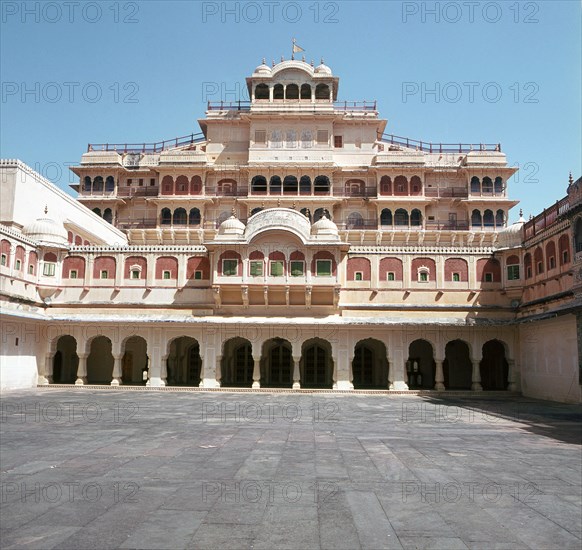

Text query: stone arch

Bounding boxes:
[221,337,253,387]
[161,175,174,195]
[155,256,178,280]
[87,336,114,384]
[166,336,202,386]
[410,175,422,195]
[546,240,557,271]
[410,209,422,226]
[187,257,210,280]
[283,175,298,194]
[93,176,103,192]
[251,175,267,194]
[379,257,403,281]
[175,176,189,195]
[315,83,330,100]
[394,175,408,196]
[124,256,147,279]
[407,339,435,389]
[575,217,582,253]
[559,234,571,265]
[84,176,92,192]
[380,208,393,226]
[217,178,237,196]
[477,258,501,283]
[301,338,333,389]
[255,83,269,100]
[352,338,388,389]
[314,175,330,194]
[260,338,292,387]
[160,208,172,225]
[524,253,533,279]
[299,175,311,194]
[482,177,493,193]
[189,208,201,226]
[105,176,115,192]
[471,209,482,227]
[480,339,509,391]
[483,209,494,227]
[347,212,364,229]
[444,258,468,282]
[394,208,409,226]
[443,340,472,390]
[103,208,113,224]
[93,256,115,279]
[285,83,299,100]
[190,175,202,195]
[494,177,504,193]
[300,83,311,99]
[122,336,148,384]
[347,257,371,281]
[380,175,392,195]
[470,176,480,193]
[62,256,86,279]
[173,208,187,225]
[534,247,544,275]
[269,175,282,194]
[52,335,78,384]
[273,84,284,100]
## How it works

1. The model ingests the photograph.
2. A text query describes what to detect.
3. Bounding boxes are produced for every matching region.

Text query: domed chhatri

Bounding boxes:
[495,209,526,249]
[217,211,245,237]
[253,58,272,76]
[311,214,339,237]
[22,207,69,248]
[315,57,332,75]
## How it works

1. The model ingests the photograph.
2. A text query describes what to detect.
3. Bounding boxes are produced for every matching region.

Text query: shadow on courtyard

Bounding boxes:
[417,394,582,445]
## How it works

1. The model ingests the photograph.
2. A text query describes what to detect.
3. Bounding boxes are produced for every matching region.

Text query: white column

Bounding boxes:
[434,359,445,390]
[507,359,518,391]
[252,355,261,388]
[111,353,123,386]
[160,354,168,386]
[75,353,88,385]
[39,352,54,385]
[292,355,301,390]
[215,355,222,387]
[471,359,482,391]
[388,355,409,390]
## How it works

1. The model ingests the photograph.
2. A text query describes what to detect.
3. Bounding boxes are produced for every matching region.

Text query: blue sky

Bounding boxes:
[1,0,580,221]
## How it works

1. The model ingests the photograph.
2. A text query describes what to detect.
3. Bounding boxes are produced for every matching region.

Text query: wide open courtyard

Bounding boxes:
[0,389,581,550]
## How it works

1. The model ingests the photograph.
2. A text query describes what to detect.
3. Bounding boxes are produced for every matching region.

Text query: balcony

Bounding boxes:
[117,187,159,198]
[87,133,206,154]
[424,187,468,198]
[340,186,377,198]
[380,133,500,154]
[523,196,570,240]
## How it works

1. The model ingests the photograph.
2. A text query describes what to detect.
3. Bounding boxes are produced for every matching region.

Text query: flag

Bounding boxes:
[292,41,304,54]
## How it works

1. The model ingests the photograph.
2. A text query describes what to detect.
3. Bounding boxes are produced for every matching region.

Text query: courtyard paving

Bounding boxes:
[0,389,580,550]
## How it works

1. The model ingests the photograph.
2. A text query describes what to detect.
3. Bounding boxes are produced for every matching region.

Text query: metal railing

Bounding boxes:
[87,133,206,154]
[523,196,570,239]
[380,134,500,154]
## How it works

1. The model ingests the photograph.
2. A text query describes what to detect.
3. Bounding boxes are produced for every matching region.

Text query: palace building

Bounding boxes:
[1,57,580,403]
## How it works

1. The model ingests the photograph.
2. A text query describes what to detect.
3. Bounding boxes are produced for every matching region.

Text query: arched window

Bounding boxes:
[173,208,187,225]
[315,83,330,100]
[507,254,520,280]
[92,207,101,217]
[470,176,480,193]
[160,208,172,225]
[218,179,237,196]
[175,176,189,195]
[103,208,113,224]
[410,209,422,226]
[300,84,311,99]
[250,207,263,217]
[84,176,92,192]
[273,84,284,100]
[394,208,409,226]
[251,175,267,194]
[92,176,103,192]
[471,209,482,227]
[255,83,269,100]
[483,209,494,227]
[380,209,392,226]
[269,176,281,194]
[346,179,364,196]
[299,175,311,195]
[105,176,115,192]
[347,212,364,229]
[394,175,408,195]
[494,177,503,193]
[161,175,173,195]
[524,253,532,279]
[285,84,299,100]
[546,241,556,271]
[575,218,582,253]
[283,176,298,193]
[410,176,422,195]
[380,176,392,195]
[534,247,544,274]
[190,175,202,195]
[559,234,570,265]
[314,175,330,194]
[482,177,493,193]
[495,209,505,227]
[189,208,201,226]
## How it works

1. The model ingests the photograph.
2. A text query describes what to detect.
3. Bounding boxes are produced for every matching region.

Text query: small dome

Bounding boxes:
[315,62,332,75]
[495,212,525,249]
[253,59,272,75]
[218,214,245,236]
[311,215,338,237]
[23,215,68,248]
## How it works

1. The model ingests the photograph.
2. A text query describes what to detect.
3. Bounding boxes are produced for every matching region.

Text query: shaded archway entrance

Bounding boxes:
[407,339,435,389]
[221,337,253,387]
[352,339,388,389]
[52,335,78,384]
[480,340,509,390]
[301,338,333,389]
[87,336,114,384]
[122,336,148,385]
[167,337,202,386]
[443,340,472,390]
[261,338,292,387]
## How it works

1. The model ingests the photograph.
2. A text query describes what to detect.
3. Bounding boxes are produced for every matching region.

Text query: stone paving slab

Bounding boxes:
[0,390,580,549]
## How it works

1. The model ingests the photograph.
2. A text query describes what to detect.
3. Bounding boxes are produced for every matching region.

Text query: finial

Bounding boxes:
[292,202,296,210]
[281,55,284,62]
[310,59,314,67]
[277,198,281,207]
[569,172,574,185]
[302,55,306,62]
[231,206,236,218]
[262,57,266,65]
[44,205,48,215]
[320,57,324,64]
[261,200,265,208]
[272,59,275,67]
[519,208,523,217]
